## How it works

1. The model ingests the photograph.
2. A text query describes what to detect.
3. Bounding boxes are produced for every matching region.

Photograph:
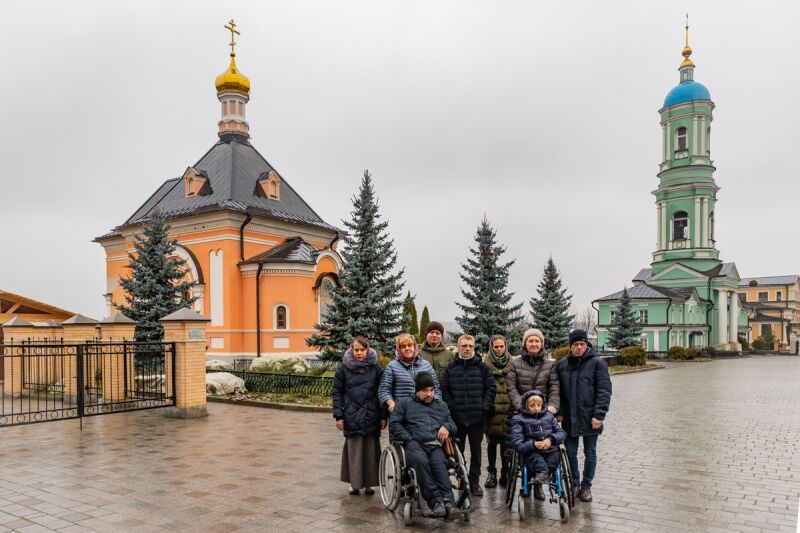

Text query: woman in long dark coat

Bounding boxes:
[332,336,387,495]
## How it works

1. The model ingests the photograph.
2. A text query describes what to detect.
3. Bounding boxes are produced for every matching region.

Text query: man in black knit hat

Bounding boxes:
[420,320,453,380]
[389,372,457,517]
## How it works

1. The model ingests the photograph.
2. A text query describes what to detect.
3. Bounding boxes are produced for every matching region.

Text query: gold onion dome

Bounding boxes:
[215,56,250,95]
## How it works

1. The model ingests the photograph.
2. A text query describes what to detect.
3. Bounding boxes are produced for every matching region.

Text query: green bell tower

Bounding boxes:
[652,18,719,275]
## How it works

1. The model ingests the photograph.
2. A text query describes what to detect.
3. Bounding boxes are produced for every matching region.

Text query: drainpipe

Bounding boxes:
[329,230,340,250]
[665,299,673,351]
[255,262,264,358]
[240,212,253,262]
[705,276,713,347]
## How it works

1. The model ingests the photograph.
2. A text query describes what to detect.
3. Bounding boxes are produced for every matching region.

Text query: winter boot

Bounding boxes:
[484,469,497,488]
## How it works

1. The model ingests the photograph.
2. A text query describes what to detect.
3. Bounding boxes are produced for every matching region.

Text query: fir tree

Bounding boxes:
[402,291,420,339]
[307,171,406,360]
[116,209,197,342]
[418,305,431,343]
[607,287,642,349]
[455,217,524,353]
[530,257,575,349]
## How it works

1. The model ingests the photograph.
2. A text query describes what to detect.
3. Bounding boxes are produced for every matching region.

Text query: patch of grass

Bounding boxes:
[608,363,662,374]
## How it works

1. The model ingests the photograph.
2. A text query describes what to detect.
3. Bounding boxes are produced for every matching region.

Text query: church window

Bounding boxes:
[676,127,688,151]
[269,180,278,198]
[672,211,689,241]
[186,177,195,196]
[639,310,648,324]
[319,277,335,322]
[709,213,715,242]
[761,324,772,336]
[776,291,782,301]
[276,305,287,329]
[706,127,711,155]
[758,292,768,302]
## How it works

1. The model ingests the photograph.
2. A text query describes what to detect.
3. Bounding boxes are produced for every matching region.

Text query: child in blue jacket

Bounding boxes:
[510,389,567,486]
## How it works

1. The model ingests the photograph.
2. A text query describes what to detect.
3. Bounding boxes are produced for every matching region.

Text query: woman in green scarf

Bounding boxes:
[482,334,512,488]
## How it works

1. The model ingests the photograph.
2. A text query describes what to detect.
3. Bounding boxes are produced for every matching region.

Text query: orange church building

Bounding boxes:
[95,22,340,360]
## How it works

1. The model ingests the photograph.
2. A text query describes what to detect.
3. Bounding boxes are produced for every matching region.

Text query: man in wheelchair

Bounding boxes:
[389,372,458,518]
[510,390,567,489]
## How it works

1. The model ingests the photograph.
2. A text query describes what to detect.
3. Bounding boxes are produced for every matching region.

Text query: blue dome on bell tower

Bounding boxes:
[664,80,711,107]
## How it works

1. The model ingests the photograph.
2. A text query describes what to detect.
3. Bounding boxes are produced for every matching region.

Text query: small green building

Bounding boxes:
[595,25,747,352]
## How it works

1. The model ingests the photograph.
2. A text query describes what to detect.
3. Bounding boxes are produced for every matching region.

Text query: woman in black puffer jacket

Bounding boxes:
[332,336,387,495]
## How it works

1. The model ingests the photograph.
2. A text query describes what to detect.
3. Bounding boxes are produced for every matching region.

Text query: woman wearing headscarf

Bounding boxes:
[482,334,512,488]
[332,336,386,495]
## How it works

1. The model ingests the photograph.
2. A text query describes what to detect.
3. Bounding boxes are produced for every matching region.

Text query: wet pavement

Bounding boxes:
[0,356,798,532]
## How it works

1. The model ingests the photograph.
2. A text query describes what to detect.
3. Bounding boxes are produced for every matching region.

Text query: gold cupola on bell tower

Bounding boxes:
[215,19,250,138]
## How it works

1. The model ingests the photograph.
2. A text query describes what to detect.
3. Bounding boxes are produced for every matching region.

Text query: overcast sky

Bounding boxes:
[1,1,799,324]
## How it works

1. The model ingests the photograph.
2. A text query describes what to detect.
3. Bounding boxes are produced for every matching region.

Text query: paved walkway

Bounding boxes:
[0,357,798,532]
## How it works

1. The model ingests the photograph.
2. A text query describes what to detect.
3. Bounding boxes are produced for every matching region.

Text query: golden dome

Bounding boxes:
[215,56,250,95]
[680,45,694,68]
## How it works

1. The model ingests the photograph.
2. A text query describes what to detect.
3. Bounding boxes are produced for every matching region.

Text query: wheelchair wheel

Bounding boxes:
[558,445,575,509]
[517,493,527,521]
[559,499,569,523]
[453,443,471,498]
[379,445,402,511]
[505,450,519,509]
[403,501,413,526]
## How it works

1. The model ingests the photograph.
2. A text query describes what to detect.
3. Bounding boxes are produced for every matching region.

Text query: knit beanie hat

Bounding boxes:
[522,328,545,348]
[415,371,435,392]
[425,321,444,335]
[568,329,588,346]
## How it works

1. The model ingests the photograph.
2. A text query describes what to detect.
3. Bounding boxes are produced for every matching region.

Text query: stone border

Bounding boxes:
[609,365,664,376]
[207,395,332,413]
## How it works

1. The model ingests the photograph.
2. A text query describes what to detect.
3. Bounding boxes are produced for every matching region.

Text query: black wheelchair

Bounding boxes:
[378,438,473,526]
[504,444,575,523]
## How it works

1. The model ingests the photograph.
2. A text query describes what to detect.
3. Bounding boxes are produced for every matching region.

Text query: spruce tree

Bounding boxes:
[607,287,642,349]
[307,171,406,360]
[116,209,197,342]
[402,292,420,339]
[418,305,431,343]
[455,217,524,353]
[530,257,575,349]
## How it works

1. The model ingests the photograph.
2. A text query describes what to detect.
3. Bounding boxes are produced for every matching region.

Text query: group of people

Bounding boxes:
[331,320,612,518]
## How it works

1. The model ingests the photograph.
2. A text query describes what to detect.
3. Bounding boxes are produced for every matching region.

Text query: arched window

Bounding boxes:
[275,305,287,330]
[676,127,688,151]
[319,277,335,323]
[709,213,715,242]
[672,211,689,241]
[706,127,711,155]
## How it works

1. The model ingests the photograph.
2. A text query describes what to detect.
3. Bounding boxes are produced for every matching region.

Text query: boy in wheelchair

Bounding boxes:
[389,372,458,517]
[510,390,567,492]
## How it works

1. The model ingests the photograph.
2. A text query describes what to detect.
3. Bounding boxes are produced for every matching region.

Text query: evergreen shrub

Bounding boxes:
[737,336,749,350]
[751,337,768,350]
[551,347,570,362]
[685,347,698,358]
[619,346,646,366]
[667,346,687,360]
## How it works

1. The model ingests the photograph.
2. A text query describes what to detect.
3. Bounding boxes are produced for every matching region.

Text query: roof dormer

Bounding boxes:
[183,167,212,197]
[256,170,281,200]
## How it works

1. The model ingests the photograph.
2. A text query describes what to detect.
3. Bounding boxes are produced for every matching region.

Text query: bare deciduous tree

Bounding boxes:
[573,306,598,334]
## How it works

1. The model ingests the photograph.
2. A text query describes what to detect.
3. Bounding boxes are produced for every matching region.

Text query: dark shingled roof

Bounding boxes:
[242,237,319,265]
[119,135,337,232]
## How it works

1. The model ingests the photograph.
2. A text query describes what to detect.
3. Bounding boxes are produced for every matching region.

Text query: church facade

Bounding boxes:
[595,24,747,352]
[96,23,340,359]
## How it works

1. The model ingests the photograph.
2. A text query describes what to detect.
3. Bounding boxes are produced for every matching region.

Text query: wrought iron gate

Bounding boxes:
[0,341,175,427]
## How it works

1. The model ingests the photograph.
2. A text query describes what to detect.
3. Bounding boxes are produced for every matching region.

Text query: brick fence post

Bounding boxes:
[60,314,100,403]
[161,308,210,419]
[1,317,36,397]
[99,313,136,402]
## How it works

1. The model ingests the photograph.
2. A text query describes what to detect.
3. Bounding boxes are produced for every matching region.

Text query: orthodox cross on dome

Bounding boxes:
[225,19,240,58]
[681,14,694,68]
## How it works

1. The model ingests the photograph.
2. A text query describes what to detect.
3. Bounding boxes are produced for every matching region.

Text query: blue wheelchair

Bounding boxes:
[504,444,575,523]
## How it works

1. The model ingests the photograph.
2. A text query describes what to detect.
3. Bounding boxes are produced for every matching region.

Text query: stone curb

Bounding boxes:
[609,365,664,376]
[207,395,332,413]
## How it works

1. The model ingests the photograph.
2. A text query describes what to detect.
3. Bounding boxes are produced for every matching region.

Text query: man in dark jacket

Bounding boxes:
[555,329,612,503]
[441,334,496,496]
[389,372,457,518]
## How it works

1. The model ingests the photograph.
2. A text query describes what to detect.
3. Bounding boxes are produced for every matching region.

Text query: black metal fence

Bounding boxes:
[1,341,175,427]
[597,349,745,361]
[208,369,333,396]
